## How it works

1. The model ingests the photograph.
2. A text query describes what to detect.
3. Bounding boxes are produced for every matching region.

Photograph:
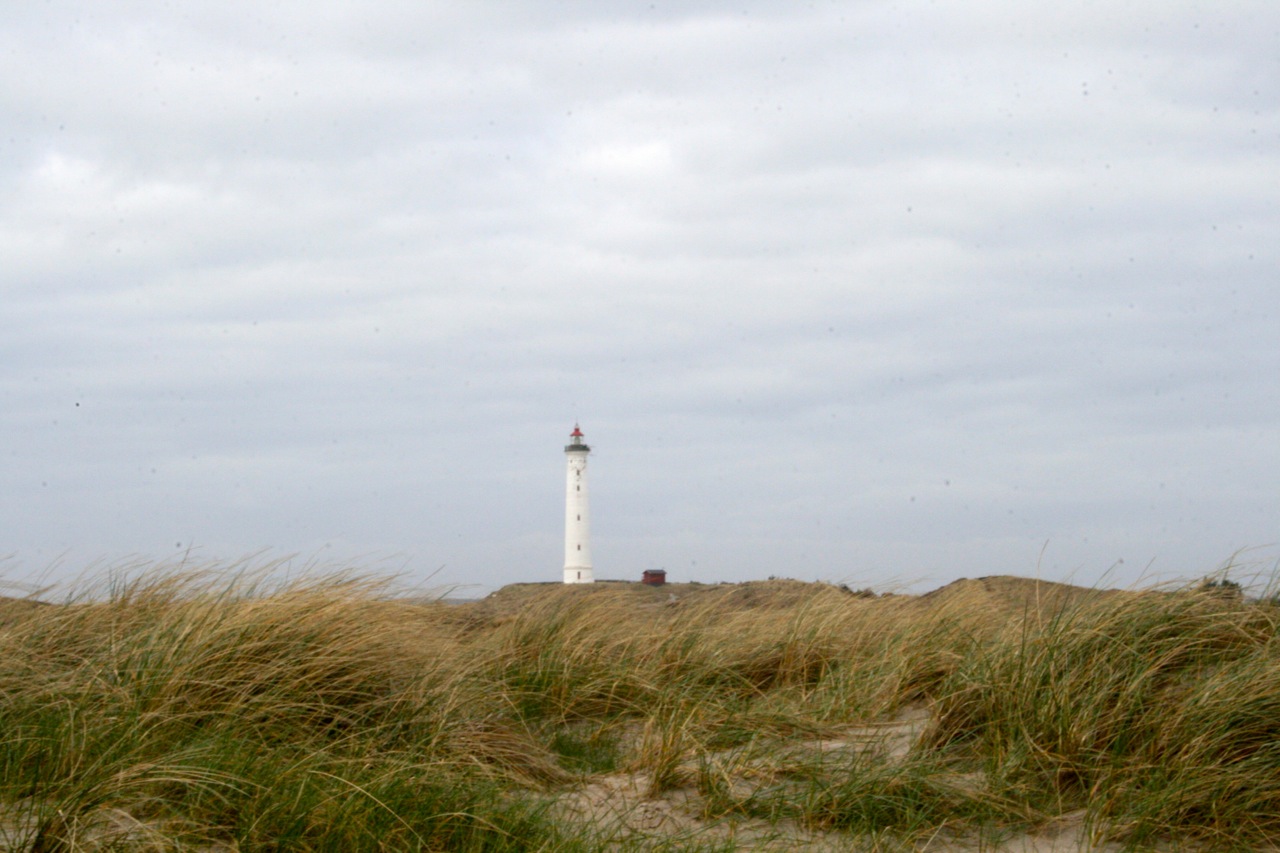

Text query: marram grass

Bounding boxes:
[0,562,1277,849]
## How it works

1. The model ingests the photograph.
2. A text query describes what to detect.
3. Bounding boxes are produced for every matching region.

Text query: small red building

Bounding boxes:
[641,569,667,586]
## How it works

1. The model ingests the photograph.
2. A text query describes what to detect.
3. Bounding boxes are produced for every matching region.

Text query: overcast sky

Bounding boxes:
[3,1,1277,594]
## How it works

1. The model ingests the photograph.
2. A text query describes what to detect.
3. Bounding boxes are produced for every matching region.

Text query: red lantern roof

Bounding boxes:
[570,425,583,437]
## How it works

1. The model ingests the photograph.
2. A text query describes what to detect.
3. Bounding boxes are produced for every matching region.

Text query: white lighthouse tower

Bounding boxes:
[563,424,594,584]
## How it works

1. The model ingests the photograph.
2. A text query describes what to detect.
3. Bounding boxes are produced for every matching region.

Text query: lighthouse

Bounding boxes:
[563,424,594,584]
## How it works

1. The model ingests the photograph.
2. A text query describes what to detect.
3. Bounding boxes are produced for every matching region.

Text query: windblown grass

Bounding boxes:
[0,567,568,851]
[1,561,1278,849]
[928,581,1280,848]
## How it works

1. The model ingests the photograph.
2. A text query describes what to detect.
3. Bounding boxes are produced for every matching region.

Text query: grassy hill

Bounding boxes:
[0,567,1274,850]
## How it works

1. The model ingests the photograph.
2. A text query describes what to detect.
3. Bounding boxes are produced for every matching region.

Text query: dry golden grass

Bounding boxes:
[0,561,1276,850]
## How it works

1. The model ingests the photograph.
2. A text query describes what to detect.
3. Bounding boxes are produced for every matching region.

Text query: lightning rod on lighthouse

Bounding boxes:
[563,424,594,584]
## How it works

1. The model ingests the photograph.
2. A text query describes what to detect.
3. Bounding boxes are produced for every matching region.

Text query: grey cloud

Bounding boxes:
[2,0,1277,591]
